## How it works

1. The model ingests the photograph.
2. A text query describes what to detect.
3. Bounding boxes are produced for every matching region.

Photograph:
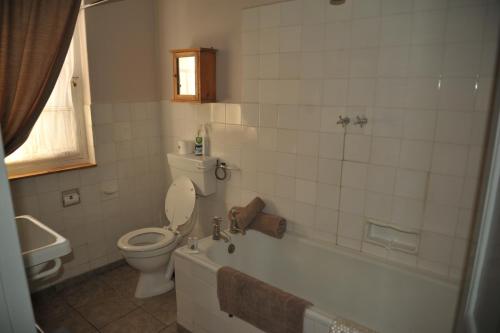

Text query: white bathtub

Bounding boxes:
[173,230,459,333]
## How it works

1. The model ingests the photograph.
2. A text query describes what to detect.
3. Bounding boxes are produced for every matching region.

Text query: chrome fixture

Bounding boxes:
[228,208,246,235]
[353,115,368,128]
[212,216,231,243]
[337,116,350,128]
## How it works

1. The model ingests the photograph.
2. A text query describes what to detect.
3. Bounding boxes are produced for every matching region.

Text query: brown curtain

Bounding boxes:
[0,0,81,156]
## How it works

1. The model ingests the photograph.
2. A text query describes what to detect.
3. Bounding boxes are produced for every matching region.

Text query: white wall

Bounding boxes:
[160,0,500,283]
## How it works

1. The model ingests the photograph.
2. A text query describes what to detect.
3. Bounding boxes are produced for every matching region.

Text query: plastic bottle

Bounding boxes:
[194,127,203,156]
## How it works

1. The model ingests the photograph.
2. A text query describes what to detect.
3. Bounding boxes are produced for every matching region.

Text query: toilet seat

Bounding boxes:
[118,227,175,252]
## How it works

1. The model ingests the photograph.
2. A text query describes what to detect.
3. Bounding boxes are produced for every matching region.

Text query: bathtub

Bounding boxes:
[173,230,459,333]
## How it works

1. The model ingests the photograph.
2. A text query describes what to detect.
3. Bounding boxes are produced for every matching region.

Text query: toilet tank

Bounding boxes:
[167,153,217,196]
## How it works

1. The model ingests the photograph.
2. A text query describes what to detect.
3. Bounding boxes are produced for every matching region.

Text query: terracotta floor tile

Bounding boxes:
[75,296,137,329]
[62,279,118,308]
[138,291,177,326]
[36,308,98,333]
[100,308,166,333]
[32,288,72,322]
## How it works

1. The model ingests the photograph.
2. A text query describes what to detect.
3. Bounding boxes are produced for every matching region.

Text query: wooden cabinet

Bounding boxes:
[171,48,217,103]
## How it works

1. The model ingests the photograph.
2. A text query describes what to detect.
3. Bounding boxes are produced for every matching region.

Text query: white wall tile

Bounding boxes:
[380,14,412,46]
[280,0,302,26]
[279,26,301,52]
[325,0,352,20]
[352,0,381,18]
[349,48,379,78]
[394,169,427,200]
[366,165,396,194]
[370,137,400,166]
[344,134,370,162]
[427,174,464,206]
[338,212,364,240]
[297,131,320,156]
[295,179,317,204]
[259,3,280,29]
[242,7,260,32]
[318,158,342,185]
[259,28,280,53]
[431,143,469,177]
[351,18,381,48]
[341,161,368,189]
[365,192,393,222]
[301,25,325,51]
[399,140,433,171]
[325,21,351,50]
[316,183,340,210]
[279,53,300,79]
[412,11,446,45]
[340,187,366,215]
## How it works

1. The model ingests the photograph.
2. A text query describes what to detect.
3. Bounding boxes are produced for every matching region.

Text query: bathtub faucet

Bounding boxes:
[229,208,246,235]
[212,217,231,243]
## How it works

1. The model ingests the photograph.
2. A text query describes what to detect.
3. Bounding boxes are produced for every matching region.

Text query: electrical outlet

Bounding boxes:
[62,189,80,207]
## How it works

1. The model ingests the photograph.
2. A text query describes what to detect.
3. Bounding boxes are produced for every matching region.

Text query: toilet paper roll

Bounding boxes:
[177,140,194,155]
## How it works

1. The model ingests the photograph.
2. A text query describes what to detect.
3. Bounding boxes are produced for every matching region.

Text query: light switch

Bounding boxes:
[62,189,80,207]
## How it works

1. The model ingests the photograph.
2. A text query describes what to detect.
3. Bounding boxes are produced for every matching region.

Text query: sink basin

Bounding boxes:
[15,215,71,280]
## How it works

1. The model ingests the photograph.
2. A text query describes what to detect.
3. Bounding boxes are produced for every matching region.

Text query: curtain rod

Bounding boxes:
[81,0,123,10]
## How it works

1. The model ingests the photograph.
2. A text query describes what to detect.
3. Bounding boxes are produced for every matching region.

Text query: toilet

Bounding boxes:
[117,153,216,298]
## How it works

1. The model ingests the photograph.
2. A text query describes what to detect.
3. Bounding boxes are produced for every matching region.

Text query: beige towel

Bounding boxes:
[228,197,265,230]
[248,213,287,239]
[217,266,312,333]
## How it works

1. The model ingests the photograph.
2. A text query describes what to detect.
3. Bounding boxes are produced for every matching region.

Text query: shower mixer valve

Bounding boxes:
[353,115,368,128]
[336,116,351,127]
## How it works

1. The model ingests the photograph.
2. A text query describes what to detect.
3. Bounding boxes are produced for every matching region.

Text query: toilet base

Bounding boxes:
[134,269,175,298]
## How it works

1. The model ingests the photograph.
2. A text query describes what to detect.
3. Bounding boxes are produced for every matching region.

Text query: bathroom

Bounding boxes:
[1,0,499,332]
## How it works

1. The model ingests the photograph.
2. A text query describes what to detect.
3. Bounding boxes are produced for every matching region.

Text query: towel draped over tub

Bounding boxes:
[217,266,312,333]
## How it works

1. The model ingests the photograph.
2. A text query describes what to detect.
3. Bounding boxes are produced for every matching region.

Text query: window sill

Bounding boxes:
[8,162,97,181]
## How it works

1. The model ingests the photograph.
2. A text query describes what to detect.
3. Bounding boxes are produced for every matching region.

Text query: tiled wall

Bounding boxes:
[162,0,499,282]
[9,101,166,288]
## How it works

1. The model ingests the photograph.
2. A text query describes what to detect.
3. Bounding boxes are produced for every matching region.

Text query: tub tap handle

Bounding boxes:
[229,208,246,235]
[353,115,368,128]
[336,115,350,128]
[212,216,223,240]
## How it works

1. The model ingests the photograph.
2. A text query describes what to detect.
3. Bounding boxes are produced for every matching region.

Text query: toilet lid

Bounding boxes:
[165,176,196,230]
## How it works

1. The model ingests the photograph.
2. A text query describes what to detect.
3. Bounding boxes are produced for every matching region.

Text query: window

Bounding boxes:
[6,14,95,179]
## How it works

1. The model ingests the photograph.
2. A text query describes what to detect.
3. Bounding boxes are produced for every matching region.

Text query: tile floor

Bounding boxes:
[32,264,181,333]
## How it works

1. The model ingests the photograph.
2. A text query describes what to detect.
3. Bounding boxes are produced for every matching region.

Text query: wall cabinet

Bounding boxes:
[171,48,216,103]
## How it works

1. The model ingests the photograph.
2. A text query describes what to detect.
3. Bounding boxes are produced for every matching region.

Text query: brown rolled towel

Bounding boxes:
[228,197,265,230]
[248,212,287,239]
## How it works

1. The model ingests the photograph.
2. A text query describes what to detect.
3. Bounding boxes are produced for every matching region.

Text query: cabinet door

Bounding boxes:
[173,50,199,102]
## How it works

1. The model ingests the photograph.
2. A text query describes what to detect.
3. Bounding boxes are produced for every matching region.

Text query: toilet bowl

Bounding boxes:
[117,175,198,298]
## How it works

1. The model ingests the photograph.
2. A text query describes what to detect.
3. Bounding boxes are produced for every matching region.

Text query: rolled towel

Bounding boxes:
[228,197,265,230]
[248,213,287,239]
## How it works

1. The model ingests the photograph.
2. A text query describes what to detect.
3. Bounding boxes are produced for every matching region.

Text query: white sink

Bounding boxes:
[15,215,71,280]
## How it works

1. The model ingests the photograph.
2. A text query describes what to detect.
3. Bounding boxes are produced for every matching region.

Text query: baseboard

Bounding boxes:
[31,259,127,295]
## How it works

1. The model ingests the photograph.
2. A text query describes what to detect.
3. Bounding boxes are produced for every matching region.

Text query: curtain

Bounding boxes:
[5,39,80,163]
[0,0,81,156]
